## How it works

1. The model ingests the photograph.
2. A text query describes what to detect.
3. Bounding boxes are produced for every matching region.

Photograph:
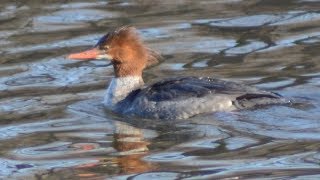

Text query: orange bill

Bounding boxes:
[67,48,100,60]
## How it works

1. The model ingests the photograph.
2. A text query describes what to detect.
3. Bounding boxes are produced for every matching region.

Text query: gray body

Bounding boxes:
[108,76,286,120]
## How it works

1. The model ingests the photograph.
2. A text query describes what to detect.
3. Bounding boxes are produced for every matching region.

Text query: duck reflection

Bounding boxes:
[73,121,156,178]
[112,121,156,174]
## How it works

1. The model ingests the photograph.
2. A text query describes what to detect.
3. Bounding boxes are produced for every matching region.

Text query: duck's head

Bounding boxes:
[68,26,159,77]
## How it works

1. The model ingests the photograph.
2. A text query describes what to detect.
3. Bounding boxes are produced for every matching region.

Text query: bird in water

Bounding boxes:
[68,26,287,120]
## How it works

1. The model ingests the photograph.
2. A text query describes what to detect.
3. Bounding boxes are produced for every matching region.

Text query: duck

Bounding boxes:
[67,26,287,120]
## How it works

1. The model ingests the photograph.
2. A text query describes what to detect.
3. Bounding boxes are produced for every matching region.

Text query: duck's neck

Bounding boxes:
[103,76,144,109]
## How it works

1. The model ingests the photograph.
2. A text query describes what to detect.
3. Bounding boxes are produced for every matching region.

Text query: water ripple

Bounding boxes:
[0,0,319,179]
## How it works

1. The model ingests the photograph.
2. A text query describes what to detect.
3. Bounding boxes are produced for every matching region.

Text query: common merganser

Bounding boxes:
[67,26,286,120]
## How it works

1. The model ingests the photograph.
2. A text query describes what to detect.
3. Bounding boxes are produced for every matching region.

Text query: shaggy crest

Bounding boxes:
[97,26,161,75]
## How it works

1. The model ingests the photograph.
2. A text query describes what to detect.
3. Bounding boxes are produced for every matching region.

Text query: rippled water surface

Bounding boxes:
[1,0,320,179]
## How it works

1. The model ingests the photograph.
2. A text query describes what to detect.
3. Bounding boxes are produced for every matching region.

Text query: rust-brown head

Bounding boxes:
[68,26,160,77]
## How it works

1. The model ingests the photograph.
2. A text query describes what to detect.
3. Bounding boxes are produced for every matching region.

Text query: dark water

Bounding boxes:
[0,0,320,179]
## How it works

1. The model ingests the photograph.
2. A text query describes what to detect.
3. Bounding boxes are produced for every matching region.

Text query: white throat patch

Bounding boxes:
[103,76,144,109]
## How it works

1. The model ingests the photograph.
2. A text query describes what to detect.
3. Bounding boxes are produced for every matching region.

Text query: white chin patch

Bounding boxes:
[97,54,112,60]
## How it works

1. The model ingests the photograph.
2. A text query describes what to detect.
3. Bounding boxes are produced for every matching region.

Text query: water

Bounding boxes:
[0,0,320,179]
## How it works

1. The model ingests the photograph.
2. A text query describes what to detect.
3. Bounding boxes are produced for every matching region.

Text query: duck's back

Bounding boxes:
[116,77,285,120]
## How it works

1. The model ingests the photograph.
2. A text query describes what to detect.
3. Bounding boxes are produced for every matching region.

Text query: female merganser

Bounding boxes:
[68,26,286,120]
